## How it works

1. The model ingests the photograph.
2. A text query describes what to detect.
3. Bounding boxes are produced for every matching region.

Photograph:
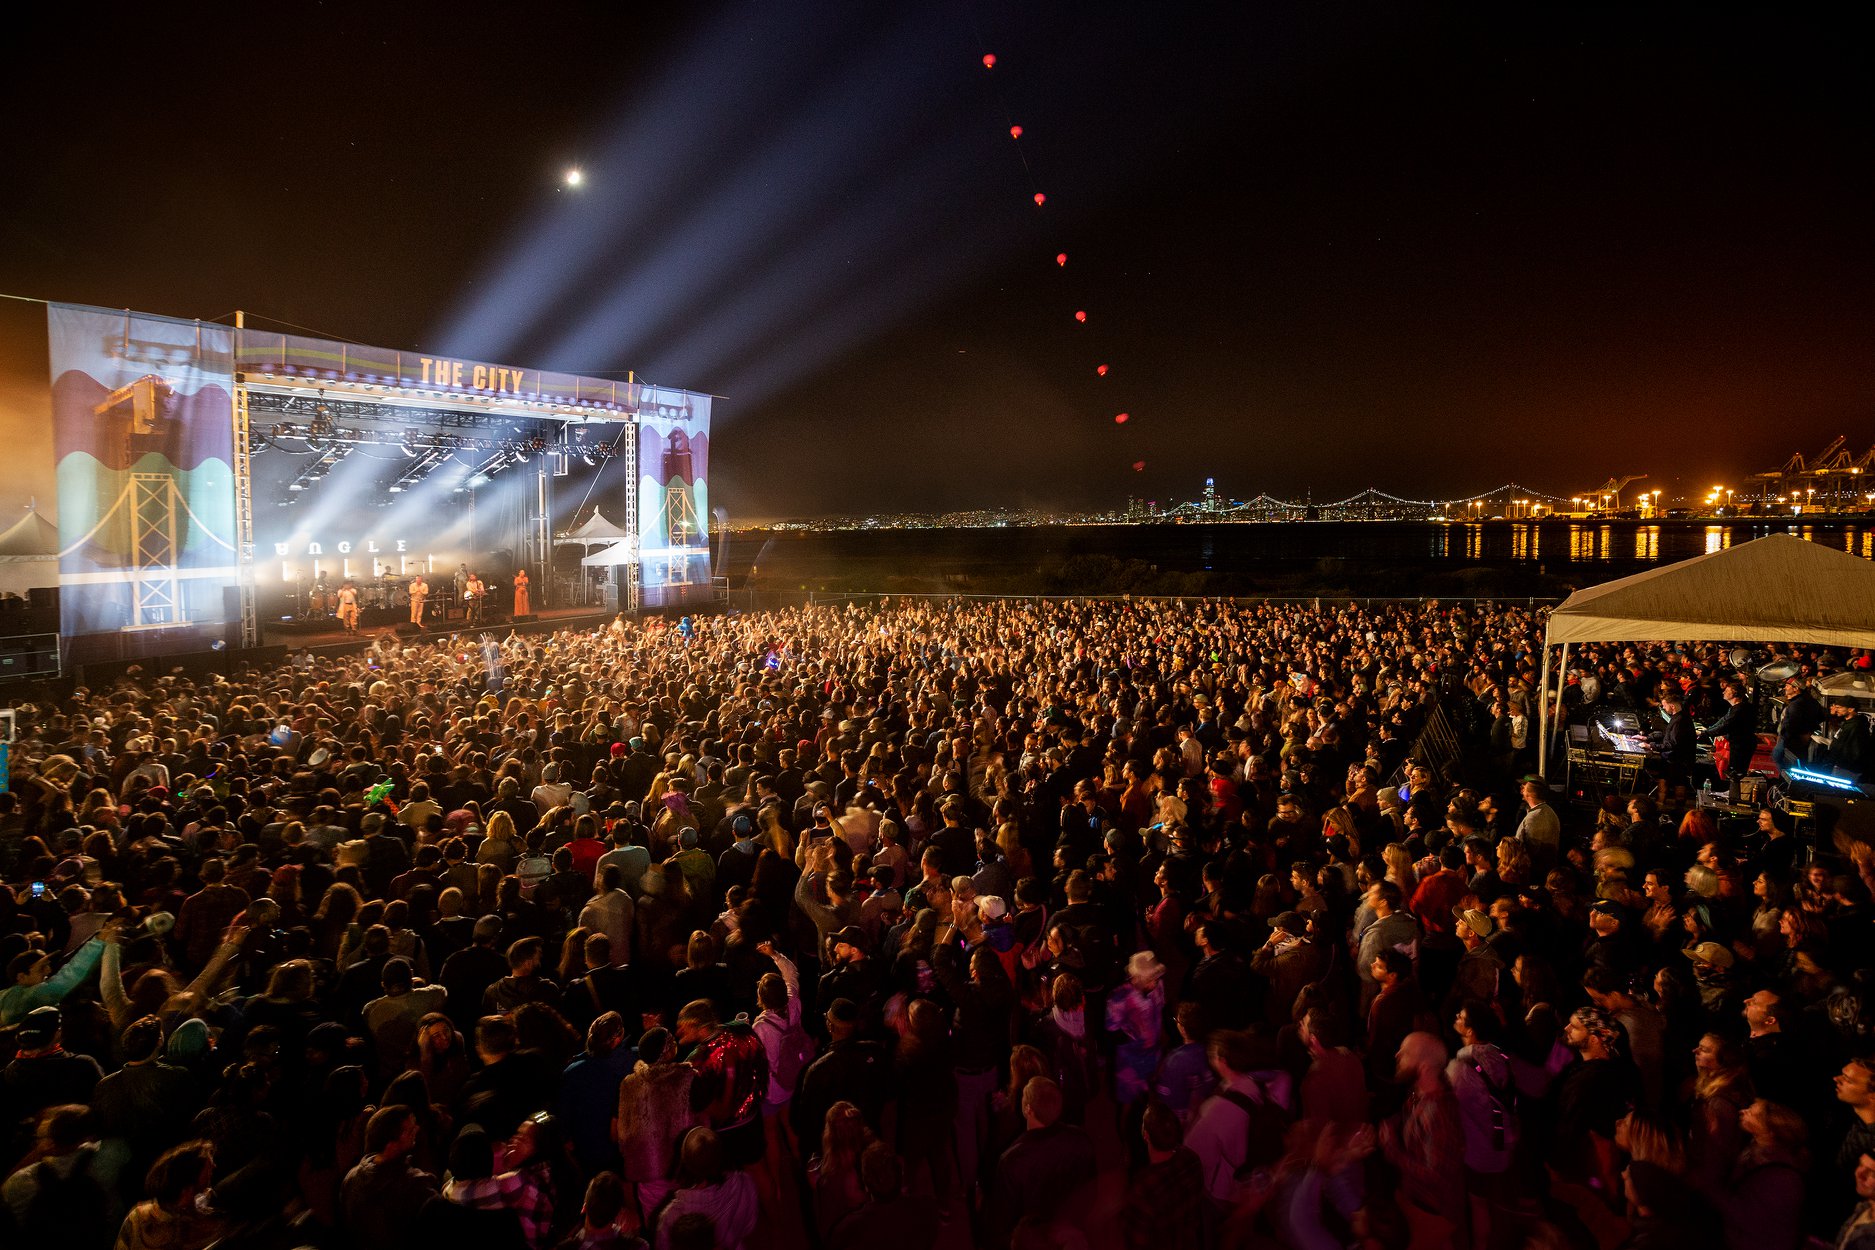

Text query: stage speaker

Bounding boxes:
[27,586,57,611]
[222,586,251,650]
[511,614,537,625]
[394,622,425,637]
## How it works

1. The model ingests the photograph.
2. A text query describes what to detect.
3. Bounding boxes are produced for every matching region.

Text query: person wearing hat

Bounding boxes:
[1449,907,1505,1014]
[1684,940,1739,1019]
[1250,912,1320,1030]
[1554,1006,1636,1193]
[4,1006,105,1127]
[817,925,877,1014]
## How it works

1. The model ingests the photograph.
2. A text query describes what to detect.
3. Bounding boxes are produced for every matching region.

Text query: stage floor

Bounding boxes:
[263,603,616,651]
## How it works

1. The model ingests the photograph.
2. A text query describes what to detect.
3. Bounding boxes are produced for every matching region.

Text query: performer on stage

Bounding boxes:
[464,571,484,626]
[336,580,361,635]
[408,574,428,626]
[513,569,530,617]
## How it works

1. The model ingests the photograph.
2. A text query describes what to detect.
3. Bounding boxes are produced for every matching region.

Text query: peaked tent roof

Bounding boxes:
[0,508,59,560]
[561,510,631,543]
[1546,533,1875,649]
[580,538,638,566]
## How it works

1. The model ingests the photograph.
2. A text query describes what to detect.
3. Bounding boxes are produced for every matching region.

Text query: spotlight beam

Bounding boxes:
[544,11,953,370]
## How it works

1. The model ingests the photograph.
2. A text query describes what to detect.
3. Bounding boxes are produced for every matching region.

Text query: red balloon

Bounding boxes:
[1095,364,1109,376]
[1009,125,1023,139]
[1113,412,1129,424]
[1074,310,1087,323]
[981,53,996,69]
[1055,252,1067,266]
[1032,192,1046,206]
[1133,460,1146,472]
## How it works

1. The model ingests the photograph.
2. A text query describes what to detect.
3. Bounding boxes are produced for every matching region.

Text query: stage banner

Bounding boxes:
[636,388,712,608]
[48,305,236,654]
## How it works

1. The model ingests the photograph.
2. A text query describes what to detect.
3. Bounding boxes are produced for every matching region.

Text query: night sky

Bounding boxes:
[0,2,1868,520]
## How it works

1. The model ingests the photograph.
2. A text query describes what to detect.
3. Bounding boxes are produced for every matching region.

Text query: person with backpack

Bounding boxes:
[1184,1029,1290,1211]
[1449,1000,1519,1250]
[2,1104,120,1250]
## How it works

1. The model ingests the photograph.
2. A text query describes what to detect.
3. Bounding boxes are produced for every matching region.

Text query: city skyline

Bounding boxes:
[729,436,1875,527]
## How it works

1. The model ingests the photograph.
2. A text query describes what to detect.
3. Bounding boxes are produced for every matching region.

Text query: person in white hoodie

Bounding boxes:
[750,942,808,1121]
[1449,1000,1520,1250]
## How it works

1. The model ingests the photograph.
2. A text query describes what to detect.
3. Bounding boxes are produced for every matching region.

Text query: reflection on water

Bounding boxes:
[726,520,1875,581]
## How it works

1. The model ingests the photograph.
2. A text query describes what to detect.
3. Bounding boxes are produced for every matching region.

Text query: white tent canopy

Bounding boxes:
[559,510,631,545]
[580,538,639,567]
[1547,533,1875,650]
[0,508,58,561]
[0,507,58,599]
[1538,534,1875,775]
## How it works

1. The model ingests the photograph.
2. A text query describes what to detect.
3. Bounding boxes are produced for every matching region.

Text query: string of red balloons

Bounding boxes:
[977,42,1140,469]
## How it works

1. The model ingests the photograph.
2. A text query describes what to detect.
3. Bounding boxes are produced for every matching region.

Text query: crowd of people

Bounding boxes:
[0,594,1872,1250]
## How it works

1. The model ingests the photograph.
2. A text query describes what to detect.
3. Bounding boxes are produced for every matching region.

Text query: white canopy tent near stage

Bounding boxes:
[560,509,632,548]
[0,506,60,599]
[1537,534,1875,777]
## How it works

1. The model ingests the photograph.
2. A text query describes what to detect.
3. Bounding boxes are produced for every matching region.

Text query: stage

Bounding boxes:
[15,302,722,672]
[263,602,619,651]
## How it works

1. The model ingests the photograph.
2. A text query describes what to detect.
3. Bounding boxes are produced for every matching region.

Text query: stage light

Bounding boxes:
[565,168,584,187]
[1787,766,1862,793]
